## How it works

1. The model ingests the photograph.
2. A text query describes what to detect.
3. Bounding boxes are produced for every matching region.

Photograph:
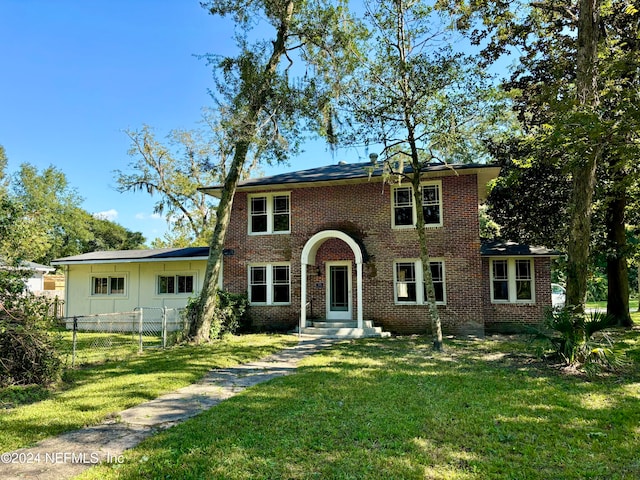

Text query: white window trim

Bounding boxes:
[156,273,197,296]
[393,258,446,305]
[489,257,535,304]
[247,263,291,305]
[247,192,291,235]
[91,275,127,297]
[391,180,443,229]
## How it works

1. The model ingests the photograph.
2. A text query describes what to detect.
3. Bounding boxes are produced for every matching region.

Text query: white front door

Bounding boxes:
[326,261,352,320]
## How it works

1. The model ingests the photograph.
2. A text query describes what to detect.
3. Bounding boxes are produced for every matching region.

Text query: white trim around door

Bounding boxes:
[325,261,352,320]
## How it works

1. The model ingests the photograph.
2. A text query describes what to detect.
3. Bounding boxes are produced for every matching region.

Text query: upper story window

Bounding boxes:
[92,276,125,296]
[490,258,534,303]
[248,263,291,305]
[391,181,443,229]
[249,192,290,235]
[158,275,194,295]
[394,259,446,305]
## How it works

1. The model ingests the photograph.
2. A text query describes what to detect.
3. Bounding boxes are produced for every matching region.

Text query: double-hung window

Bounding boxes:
[393,187,414,227]
[249,193,290,234]
[490,258,534,303]
[248,264,291,305]
[92,276,125,296]
[394,259,446,305]
[158,275,194,295]
[391,181,443,228]
[422,183,441,225]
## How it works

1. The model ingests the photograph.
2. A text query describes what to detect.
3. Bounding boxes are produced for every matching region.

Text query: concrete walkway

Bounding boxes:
[0,337,339,480]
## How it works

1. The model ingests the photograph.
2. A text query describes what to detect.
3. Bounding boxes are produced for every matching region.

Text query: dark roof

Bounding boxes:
[238,161,383,187]
[481,240,560,257]
[200,161,500,192]
[51,247,210,265]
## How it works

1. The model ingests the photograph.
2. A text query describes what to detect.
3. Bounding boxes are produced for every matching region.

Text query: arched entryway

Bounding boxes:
[300,230,364,330]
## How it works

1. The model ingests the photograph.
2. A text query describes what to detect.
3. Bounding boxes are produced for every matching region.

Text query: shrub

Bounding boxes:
[183,290,250,342]
[212,290,250,338]
[0,268,62,386]
[531,307,623,373]
[0,311,62,386]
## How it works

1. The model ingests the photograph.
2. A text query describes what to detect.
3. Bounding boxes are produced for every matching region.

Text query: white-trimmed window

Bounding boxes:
[391,181,443,228]
[248,193,291,234]
[158,275,194,295]
[394,259,446,305]
[490,258,534,303]
[92,276,126,296]
[248,264,291,305]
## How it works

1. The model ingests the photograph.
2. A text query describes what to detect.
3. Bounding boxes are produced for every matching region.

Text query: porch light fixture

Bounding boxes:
[316,266,322,277]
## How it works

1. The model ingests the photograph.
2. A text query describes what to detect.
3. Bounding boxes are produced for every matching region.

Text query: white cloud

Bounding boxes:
[93,209,118,221]
[135,212,164,221]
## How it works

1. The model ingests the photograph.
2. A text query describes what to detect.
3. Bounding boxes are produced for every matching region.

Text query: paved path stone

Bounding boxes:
[0,337,338,480]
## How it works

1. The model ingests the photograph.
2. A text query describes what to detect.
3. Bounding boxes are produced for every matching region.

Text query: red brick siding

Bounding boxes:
[221,172,549,333]
[481,257,551,332]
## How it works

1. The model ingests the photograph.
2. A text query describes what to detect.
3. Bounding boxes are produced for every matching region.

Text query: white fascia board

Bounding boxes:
[51,256,210,266]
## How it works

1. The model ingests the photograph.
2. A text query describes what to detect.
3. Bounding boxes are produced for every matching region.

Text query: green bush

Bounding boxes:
[212,290,250,338]
[531,307,623,373]
[183,290,250,342]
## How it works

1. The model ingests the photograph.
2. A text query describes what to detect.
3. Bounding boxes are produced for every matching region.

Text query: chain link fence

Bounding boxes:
[64,307,187,367]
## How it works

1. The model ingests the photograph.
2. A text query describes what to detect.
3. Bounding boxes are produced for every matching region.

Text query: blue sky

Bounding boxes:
[1,1,351,244]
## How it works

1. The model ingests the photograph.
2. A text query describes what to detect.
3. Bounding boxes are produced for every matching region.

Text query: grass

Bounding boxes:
[78,330,640,480]
[0,334,297,452]
[55,329,175,366]
[585,299,639,311]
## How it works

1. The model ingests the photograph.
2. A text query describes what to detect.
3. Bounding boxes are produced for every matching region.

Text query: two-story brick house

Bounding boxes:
[202,160,557,336]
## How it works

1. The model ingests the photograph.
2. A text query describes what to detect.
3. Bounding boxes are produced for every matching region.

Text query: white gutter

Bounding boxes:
[51,256,210,266]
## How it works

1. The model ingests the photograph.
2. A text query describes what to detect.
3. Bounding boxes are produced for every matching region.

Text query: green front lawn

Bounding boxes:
[80,330,640,480]
[0,334,297,452]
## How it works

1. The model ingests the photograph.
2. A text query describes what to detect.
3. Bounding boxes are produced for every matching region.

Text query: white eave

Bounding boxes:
[51,247,211,266]
[200,162,501,203]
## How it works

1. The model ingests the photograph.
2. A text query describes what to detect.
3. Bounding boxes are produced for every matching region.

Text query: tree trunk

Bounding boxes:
[637,261,640,313]
[412,172,444,351]
[565,0,601,311]
[189,142,248,342]
[565,156,599,310]
[188,0,295,343]
[605,172,632,326]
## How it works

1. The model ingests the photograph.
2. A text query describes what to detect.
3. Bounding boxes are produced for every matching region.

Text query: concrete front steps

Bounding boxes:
[294,320,391,339]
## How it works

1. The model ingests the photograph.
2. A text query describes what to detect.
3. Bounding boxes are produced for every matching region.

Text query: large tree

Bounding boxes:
[188,0,361,342]
[442,0,639,323]
[564,0,602,313]
[7,163,90,264]
[0,155,144,264]
[331,0,508,349]
[82,213,146,252]
[115,111,252,247]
